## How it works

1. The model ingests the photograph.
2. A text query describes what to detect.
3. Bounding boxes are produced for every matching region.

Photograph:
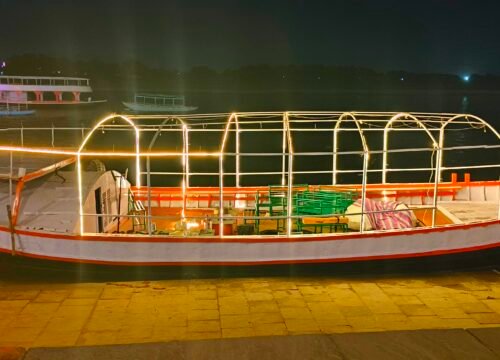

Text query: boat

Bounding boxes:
[122,93,197,113]
[0,111,498,267]
[0,75,107,106]
[0,103,35,116]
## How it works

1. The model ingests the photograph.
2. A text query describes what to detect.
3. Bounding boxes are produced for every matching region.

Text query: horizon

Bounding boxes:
[2,0,500,76]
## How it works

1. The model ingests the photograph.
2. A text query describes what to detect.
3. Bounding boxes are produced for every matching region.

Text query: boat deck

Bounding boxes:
[112,200,498,236]
[440,201,498,223]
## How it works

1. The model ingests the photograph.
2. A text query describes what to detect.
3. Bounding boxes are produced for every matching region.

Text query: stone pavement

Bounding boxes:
[0,270,499,351]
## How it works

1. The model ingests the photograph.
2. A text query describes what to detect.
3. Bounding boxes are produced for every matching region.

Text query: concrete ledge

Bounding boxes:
[23,328,500,360]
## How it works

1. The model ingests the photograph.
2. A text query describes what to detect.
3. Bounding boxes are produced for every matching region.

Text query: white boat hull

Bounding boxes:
[0,109,35,116]
[0,221,498,266]
[123,102,198,113]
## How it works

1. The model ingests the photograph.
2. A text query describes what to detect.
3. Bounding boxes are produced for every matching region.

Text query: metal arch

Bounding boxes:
[333,112,369,185]
[78,114,141,188]
[383,113,442,227]
[382,113,439,184]
[220,113,237,152]
[333,112,370,232]
[77,114,141,235]
[147,116,185,151]
[438,113,500,183]
[439,114,500,139]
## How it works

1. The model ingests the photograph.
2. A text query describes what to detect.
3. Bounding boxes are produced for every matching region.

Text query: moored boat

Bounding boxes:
[0,111,498,267]
[123,93,198,113]
[0,75,106,106]
[0,103,35,116]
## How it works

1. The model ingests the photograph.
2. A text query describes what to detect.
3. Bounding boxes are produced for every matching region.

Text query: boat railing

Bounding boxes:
[0,102,30,112]
[0,75,90,87]
[0,111,498,236]
[70,201,458,237]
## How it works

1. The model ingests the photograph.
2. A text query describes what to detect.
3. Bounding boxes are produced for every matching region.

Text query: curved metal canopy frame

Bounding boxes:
[333,112,370,231]
[438,114,500,181]
[383,113,442,226]
[333,112,369,185]
[4,110,496,237]
[382,113,439,184]
[77,114,141,234]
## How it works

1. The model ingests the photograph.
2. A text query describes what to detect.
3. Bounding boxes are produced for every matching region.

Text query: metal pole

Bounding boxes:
[235,115,240,187]
[438,127,445,182]
[281,116,286,186]
[184,126,190,188]
[284,112,294,236]
[382,127,389,184]
[431,147,442,227]
[147,156,152,235]
[6,204,16,256]
[360,151,369,233]
[9,151,13,206]
[219,154,224,238]
[332,126,338,185]
[286,152,293,236]
[497,177,500,220]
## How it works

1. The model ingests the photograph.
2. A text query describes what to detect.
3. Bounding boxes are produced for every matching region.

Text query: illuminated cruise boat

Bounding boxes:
[0,111,498,268]
[0,75,106,106]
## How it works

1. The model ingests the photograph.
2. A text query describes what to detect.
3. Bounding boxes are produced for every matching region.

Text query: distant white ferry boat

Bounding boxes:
[0,75,106,106]
[123,93,197,113]
[0,103,35,117]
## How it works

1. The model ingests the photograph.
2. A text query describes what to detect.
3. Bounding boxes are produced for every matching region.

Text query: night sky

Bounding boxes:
[2,0,500,74]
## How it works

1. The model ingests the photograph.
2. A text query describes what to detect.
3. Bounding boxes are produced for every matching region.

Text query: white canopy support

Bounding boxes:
[383,113,440,226]
[334,112,370,232]
[77,114,141,235]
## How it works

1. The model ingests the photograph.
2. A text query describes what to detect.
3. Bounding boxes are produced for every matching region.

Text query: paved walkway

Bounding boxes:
[0,270,499,350]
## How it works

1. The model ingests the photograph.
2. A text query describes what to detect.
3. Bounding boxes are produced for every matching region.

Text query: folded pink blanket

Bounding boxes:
[351,198,413,230]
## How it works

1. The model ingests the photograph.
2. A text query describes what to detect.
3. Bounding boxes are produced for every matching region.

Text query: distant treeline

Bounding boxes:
[3,54,500,92]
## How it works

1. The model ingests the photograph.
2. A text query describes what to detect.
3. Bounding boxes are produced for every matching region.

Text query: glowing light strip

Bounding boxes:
[0,146,74,156]
[182,123,188,219]
[235,114,240,187]
[281,114,287,186]
[220,113,236,152]
[284,112,294,236]
[78,114,141,187]
[77,153,84,234]
[0,145,219,158]
[77,114,141,235]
